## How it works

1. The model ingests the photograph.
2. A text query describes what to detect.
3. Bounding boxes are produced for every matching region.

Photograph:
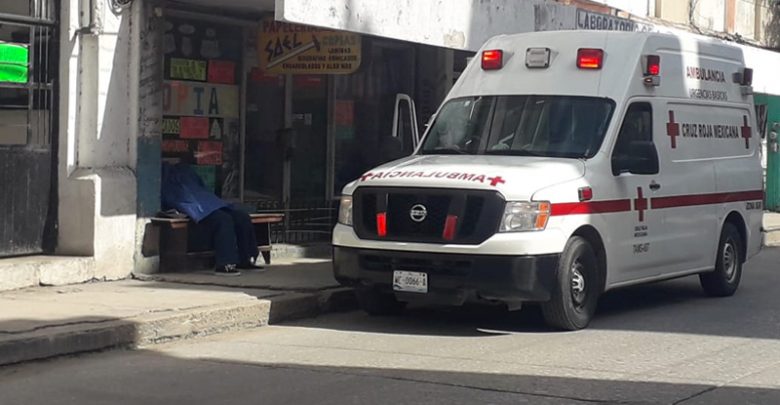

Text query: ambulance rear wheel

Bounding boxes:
[355,286,406,316]
[541,236,600,331]
[699,222,742,297]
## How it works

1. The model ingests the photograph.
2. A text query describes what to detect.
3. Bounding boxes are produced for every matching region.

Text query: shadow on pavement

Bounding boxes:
[0,347,778,405]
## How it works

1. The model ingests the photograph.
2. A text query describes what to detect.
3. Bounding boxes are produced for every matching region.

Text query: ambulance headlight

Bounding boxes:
[338,196,353,226]
[500,201,551,232]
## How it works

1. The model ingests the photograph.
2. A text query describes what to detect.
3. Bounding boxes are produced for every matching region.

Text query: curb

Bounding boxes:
[763,228,780,247]
[0,286,356,367]
[0,300,269,367]
[269,287,357,324]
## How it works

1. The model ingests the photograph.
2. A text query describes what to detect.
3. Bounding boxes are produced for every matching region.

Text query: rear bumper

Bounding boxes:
[333,246,560,306]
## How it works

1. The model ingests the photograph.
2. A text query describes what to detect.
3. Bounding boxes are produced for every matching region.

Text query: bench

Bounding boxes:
[151,213,284,272]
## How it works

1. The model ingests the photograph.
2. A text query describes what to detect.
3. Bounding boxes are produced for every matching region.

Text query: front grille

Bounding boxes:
[360,254,471,276]
[353,187,504,244]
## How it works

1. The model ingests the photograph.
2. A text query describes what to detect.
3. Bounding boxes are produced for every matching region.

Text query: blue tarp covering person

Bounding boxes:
[161,158,261,276]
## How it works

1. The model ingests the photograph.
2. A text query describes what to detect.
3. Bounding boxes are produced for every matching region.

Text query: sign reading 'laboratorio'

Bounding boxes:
[258,18,361,74]
[576,9,652,32]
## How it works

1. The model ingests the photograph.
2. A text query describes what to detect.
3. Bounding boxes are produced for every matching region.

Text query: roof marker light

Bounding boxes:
[577,48,603,70]
[482,49,503,70]
[645,55,660,76]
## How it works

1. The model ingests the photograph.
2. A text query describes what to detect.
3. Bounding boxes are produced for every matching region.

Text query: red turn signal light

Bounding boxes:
[577,48,604,70]
[482,49,504,70]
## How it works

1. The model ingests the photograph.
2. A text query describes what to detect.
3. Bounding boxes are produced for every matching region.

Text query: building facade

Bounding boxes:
[0,0,778,290]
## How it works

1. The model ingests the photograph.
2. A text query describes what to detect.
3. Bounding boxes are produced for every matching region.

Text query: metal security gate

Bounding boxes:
[0,0,58,256]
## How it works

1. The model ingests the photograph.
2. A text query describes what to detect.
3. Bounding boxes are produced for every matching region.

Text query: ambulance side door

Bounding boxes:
[606,101,670,284]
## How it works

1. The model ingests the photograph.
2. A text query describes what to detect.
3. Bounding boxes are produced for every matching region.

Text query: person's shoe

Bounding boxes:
[214,264,241,276]
[237,262,265,271]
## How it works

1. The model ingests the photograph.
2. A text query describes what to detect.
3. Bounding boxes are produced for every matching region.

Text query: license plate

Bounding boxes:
[393,270,428,293]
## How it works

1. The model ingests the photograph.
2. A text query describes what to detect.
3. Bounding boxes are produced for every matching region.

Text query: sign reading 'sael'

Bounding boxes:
[332,31,763,332]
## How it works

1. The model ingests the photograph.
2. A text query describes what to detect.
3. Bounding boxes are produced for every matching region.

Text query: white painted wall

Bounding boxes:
[692,0,726,32]
[279,0,780,97]
[57,0,138,282]
[276,0,538,51]
[586,0,652,16]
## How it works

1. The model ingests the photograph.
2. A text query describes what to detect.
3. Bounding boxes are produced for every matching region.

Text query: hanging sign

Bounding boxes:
[258,18,361,74]
[163,80,239,118]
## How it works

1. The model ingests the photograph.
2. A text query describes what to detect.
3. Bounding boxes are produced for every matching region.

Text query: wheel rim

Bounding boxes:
[722,238,738,282]
[571,261,587,308]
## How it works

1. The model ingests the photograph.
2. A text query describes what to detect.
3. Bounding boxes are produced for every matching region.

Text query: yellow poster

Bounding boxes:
[258,18,361,75]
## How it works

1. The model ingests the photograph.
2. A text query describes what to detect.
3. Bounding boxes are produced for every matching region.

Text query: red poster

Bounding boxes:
[161,139,190,153]
[208,60,236,84]
[196,141,223,165]
[334,100,354,126]
[180,117,210,139]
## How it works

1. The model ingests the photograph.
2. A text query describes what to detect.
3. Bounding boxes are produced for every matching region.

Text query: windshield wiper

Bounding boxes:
[422,147,469,155]
[484,149,542,156]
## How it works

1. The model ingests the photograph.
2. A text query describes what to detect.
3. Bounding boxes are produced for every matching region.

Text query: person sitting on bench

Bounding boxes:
[161,157,263,276]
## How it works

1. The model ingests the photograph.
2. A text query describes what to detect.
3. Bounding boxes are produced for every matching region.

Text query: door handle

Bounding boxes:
[649,181,661,191]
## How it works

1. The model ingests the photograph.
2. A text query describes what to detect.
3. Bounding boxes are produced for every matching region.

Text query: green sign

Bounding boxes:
[170,58,207,81]
[0,42,28,84]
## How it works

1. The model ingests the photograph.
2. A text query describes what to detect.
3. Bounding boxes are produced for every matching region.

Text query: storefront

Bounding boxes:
[156,5,467,243]
[0,0,58,257]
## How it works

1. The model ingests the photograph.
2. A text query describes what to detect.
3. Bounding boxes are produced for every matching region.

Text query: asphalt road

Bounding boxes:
[2,248,780,404]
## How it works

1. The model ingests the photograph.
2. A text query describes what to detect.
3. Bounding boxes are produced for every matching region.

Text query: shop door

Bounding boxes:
[0,1,58,256]
[762,96,780,211]
[290,75,328,202]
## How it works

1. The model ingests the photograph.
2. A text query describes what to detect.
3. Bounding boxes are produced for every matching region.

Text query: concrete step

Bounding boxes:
[765,228,780,247]
[0,278,356,367]
[0,281,270,366]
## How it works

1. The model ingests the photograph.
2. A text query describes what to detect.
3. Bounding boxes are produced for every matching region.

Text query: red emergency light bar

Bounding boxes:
[577,48,604,70]
[376,212,387,237]
[482,49,503,70]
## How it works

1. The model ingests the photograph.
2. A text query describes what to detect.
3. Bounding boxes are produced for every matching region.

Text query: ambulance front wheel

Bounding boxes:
[541,236,601,331]
[699,222,742,297]
[355,286,407,316]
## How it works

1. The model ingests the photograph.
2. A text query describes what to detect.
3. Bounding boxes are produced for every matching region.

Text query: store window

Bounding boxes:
[332,39,415,196]
[161,18,242,199]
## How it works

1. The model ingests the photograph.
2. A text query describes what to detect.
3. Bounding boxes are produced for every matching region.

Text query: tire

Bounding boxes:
[541,236,601,331]
[699,222,742,297]
[355,286,406,316]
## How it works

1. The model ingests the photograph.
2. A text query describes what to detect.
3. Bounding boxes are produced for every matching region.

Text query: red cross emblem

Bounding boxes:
[633,187,648,222]
[666,111,680,149]
[488,176,506,187]
[741,116,752,149]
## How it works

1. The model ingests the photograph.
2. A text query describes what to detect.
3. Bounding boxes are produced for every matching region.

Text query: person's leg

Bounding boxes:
[200,209,240,272]
[225,207,260,268]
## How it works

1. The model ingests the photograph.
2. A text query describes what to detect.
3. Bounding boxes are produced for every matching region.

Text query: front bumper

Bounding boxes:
[333,246,560,306]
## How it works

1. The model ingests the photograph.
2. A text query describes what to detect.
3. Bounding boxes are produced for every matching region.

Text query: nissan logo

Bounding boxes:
[410,204,428,223]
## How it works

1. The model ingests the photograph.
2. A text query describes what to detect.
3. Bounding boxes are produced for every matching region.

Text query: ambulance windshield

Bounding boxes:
[420,95,615,159]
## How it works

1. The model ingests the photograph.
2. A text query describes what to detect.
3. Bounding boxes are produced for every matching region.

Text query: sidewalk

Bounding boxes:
[0,257,355,366]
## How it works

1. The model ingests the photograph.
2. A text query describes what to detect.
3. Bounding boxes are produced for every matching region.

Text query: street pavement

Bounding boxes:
[1,248,779,404]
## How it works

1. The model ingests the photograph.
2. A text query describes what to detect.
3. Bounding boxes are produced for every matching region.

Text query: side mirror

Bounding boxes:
[628,141,659,175]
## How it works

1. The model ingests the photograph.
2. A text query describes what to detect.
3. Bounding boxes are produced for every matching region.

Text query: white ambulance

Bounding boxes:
[332,31,764,330]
